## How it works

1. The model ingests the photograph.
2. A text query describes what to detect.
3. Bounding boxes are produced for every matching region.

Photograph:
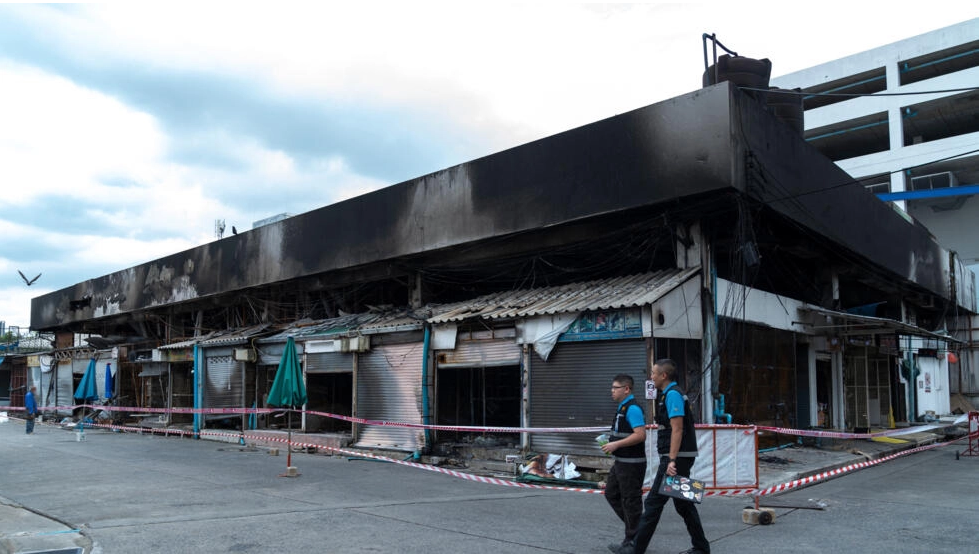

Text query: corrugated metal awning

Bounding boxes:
[198,323,271,347]
[356,309,429,335]
[798,305,962,343]
[259,310,429,342]
[157,332,217,350]
[428,267,700,323]
[157,323,272,350]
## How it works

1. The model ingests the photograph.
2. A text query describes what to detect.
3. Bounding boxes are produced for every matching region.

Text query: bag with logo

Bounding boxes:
[657,475,705,503]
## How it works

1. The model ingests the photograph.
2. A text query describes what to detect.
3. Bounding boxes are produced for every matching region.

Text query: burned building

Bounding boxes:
[29,81,975,455]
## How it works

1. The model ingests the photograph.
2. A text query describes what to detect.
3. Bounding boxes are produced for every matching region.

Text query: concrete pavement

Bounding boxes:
[0,416,974,553]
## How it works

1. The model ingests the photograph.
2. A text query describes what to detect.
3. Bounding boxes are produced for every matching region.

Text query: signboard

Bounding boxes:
[159,348,194,363]
[877,334,898,356]
[559,309,643,342]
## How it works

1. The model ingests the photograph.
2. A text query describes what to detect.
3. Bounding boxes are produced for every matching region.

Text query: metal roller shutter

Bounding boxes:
[530,339,648,456]
[306,352,353,374]
[436,339,521,368]
[56,361,73,411]
[71,357,90,376]
[258,341,305,366]
[258,344,284,366]
[204,349,243,410]
[355,343,424,451]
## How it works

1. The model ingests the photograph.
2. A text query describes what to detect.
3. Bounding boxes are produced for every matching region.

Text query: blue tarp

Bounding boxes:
[104,363,114,400]
[74,358,99,402]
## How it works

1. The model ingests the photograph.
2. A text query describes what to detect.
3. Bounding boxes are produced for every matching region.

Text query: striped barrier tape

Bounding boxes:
[753,417,966,439]
[75,420,607,494]
[751,433,970,501]
[8,404,965,438]
[7,414,968,499]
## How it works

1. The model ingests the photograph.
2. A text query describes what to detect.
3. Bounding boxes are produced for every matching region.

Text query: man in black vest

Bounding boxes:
[611,359,710,554]
[602,374,647,550]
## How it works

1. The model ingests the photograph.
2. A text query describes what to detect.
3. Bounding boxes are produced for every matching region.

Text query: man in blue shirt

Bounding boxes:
[602,374,647,550]
[25,385,38,434]
[612,359,710,554]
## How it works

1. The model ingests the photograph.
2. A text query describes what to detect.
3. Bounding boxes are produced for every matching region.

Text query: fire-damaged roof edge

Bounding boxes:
[427,268,699,323]
[29,82,975,332]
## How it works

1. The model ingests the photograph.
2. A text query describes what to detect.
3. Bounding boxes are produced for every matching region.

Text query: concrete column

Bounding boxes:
[409,272,423,308]
[521,344,531,450]
[832,350,845,430]
[675,222,703,270]
[886,51,908,211]
[808,343,818,429]
[699,223,716,424]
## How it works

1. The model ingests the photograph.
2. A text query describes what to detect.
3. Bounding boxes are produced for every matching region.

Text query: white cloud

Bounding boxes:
[0,61,165,205]
[0,287,43,330]
[0,2,976,332]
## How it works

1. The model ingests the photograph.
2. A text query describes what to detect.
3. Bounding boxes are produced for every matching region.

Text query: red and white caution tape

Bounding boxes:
[752,434,970,501]
[8,414,969,498]
[16,403,962,438]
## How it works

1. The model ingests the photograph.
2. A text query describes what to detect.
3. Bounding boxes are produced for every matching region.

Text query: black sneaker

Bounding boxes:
[608,542,636,554]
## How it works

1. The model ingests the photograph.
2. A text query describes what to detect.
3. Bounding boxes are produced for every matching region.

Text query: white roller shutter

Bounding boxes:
[203,348,243,411]
[54,361,74,413]
[355,343,424,451]
[306,352,353,374]
[436,338,521,368]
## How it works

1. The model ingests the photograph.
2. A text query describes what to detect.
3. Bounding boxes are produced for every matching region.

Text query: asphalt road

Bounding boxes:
[2,420,977,553]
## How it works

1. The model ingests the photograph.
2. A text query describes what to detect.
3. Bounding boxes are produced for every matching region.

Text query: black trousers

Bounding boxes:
[631,456,710,554]
[604,460,646,541]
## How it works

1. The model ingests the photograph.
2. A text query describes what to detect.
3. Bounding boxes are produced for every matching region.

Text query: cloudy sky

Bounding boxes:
[1,3,975,331]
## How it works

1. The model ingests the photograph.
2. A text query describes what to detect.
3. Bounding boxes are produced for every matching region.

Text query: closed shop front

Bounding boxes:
[355,342,424,451]
[530,339,648,455]
[54,360,74,412]
[202,347,246,426]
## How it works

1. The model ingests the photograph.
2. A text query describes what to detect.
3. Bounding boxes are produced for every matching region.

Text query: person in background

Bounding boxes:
[25,385,38,434]
[602,374,647,551]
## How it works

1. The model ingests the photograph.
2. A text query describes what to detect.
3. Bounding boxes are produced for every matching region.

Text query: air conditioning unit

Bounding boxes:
[910,171,958,191]
[337,336,370,353]
[233,348,257,362]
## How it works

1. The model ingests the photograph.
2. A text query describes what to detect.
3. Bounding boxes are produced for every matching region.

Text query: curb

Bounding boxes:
[0,495,93,555]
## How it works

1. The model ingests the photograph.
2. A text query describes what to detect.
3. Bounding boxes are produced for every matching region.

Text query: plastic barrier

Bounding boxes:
[962,411,979,457]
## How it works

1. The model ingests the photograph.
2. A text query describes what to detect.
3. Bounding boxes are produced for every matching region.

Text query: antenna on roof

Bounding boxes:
[215,219,226,239]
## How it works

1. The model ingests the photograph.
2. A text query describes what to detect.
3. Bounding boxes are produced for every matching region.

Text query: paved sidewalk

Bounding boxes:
[756,428,960,493]
[0,494,91,554]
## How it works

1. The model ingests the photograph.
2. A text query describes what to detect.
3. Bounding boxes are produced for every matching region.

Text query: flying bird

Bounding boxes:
[18,270,41,286]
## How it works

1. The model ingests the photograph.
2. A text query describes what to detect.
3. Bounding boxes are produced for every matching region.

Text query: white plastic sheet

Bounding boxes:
[644,426,758,489]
